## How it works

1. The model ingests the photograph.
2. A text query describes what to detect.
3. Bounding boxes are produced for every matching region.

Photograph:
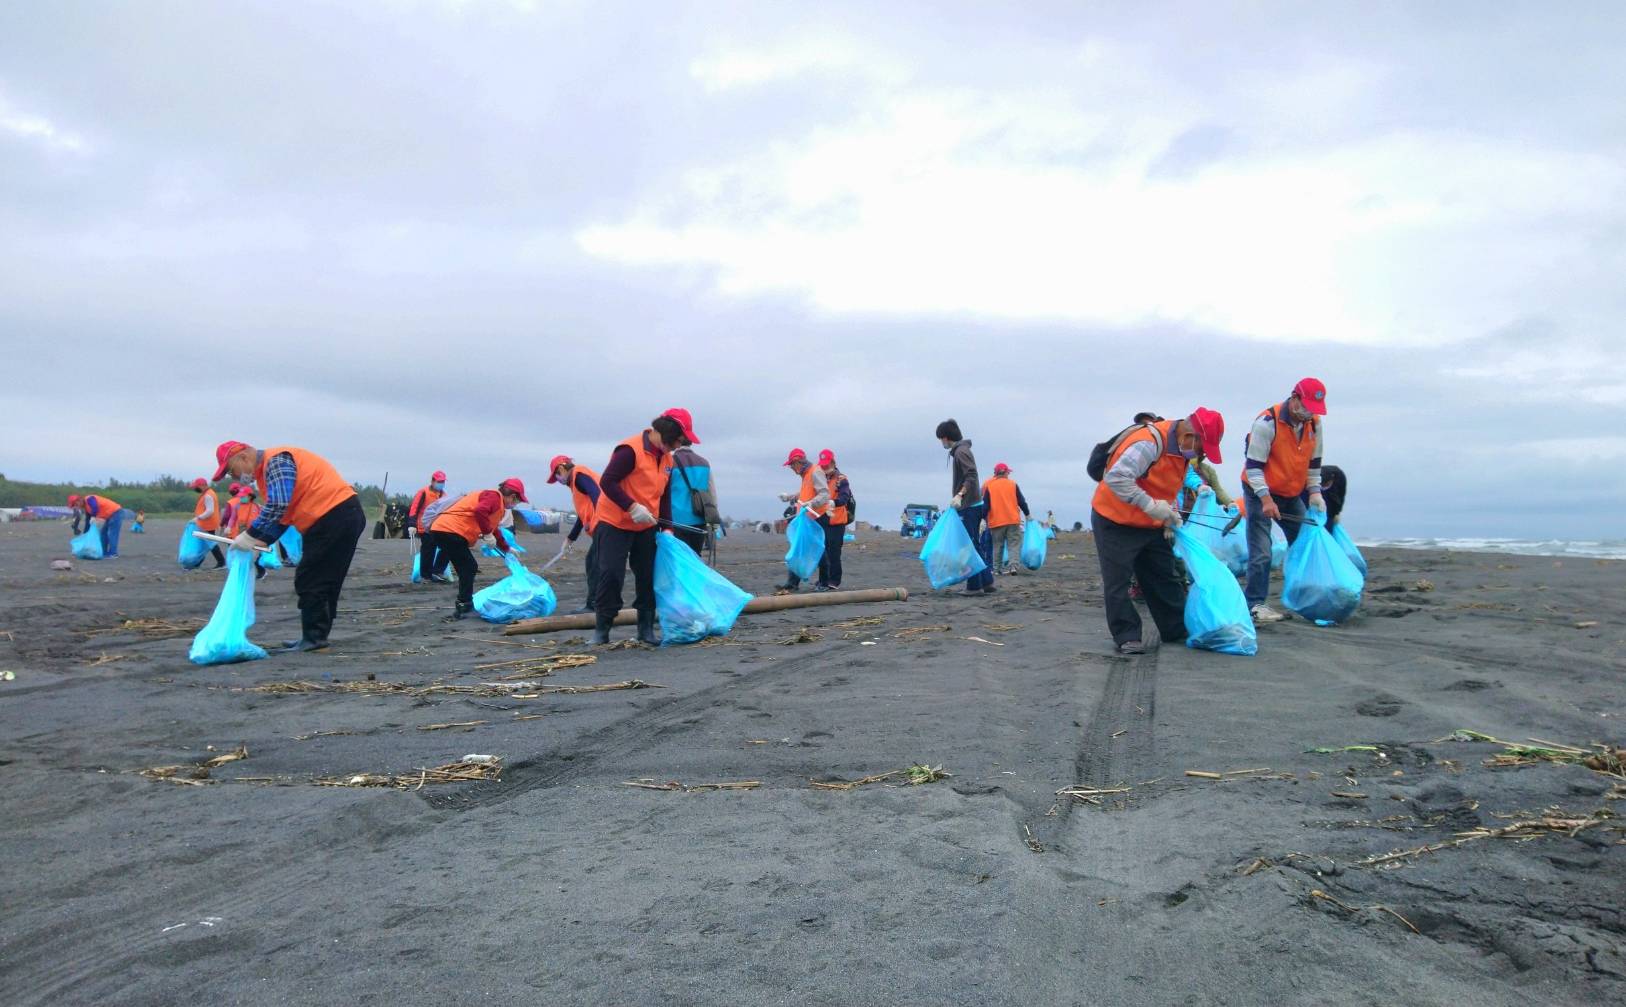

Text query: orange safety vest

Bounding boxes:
[597,432,671,532]
[194,489,221,533]
[430,490,501,544]
[983,476,1022,529]
[825,470,848,525]
[410,485,444,520]
[1091,420,1185,529]
[569,465,601,534]
[85,494,122,518]
[253,446,357,533]
[797,467,831,519]
[1254,406,1318,497]
[234,500,261,535]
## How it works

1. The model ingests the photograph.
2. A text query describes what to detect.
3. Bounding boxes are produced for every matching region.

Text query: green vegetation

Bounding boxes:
[0,473,404,516]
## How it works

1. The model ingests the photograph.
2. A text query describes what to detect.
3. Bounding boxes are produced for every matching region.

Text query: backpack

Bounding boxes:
[418,493,459,533]
[674,459,719,527]
[1087,423,1164,481]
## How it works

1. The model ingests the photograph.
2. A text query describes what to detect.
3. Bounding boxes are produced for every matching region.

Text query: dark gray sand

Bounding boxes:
[2,519,1622,1005]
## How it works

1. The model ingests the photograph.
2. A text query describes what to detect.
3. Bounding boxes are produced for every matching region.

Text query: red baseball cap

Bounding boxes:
[229,482,242,495]
[783,448,807,467]
[431,470,446,482]
[1293,377,1327,416]
[546,455,572,483]
[190,478,208,490]
[817,449,836,466]
[212,440,249,481]
[499,477,528,503]
[67,494,81,507]
[1187,407,1225,464]
[663,407,700,444]
[993,462,1011,475]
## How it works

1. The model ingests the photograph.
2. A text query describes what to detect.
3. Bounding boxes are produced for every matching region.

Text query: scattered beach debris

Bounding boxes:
[1184,767,1276,780]
[307,758,503,789]
[138,744,248,785]
[964,636,1004,647]
[84,652,130,667]
[832,616,885,629]
[292,729,357,741]
[244,678,659,699]
[1574,620,1599,629]
[606,639,651,651]
[1023,823,1044,852]
[418,720,487,732]
[894,625,951,640]
[1356,808,1616,867]
[475,652,596,675]
[780,627,821,645]
[621,779,761,793]
[1309,889,1421,935]
[1056,785,1131,806]
[1305,744,1380,755]
[87,617,205,640]
[50,560,72,571]
[1437,730,1625,778]
[981,622,1022,633]
[1,670,15,682]
[810,764,951,791]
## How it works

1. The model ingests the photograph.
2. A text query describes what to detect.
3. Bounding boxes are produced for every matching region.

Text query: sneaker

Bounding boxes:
[1117,640,1146,655]
[981,585,998,595]
[1251,604,1287,624]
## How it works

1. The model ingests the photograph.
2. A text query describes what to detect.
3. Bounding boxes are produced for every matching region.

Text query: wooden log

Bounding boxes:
[502,586,910,636]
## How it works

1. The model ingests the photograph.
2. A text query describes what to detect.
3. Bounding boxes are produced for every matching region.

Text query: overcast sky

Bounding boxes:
[4,1,1623,539]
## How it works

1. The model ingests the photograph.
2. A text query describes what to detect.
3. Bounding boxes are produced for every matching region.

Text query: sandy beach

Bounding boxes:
[1,518,1621,1005]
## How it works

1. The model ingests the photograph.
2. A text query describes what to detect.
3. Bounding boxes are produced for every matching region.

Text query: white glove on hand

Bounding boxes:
[559,540,574,556]
[949,494,963,510]
[778,492,795,503]
[1196,484,1214,496]
[1146,501,1181,527]
[1308,492,1327,512]
[628,503,655,526]
[230,531,258,552]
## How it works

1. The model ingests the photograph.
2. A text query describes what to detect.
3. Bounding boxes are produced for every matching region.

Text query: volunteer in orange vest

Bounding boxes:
[817,450,852,591]
[72,492,127,558]
[213,440,366,653]
[592,409,693,645]
[232,487,263,537]
[406,471,446,542]
[981,463,1031,577]
[1091,407,1225,655]
[1242,378,1327,624]
[423,478,528,620]
[548,455,603,613]
[775,447,830,593]
[190,478,227,569]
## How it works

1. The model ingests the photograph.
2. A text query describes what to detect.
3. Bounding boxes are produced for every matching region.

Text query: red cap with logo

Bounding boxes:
[431,470,446,483]
[212,440,249,481]
[1187,407,1226,464]
[662,407,700,444]
[190,478,208,490]
[546,455,572,483]
[499,477,528,503]
[993,462,1011,475]
[783,448,807,467]
[817,449,836,467]
[1293,377,1328,416]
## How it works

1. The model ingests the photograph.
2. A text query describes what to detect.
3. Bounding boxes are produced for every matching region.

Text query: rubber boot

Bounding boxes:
[636,609,659,646]
[591,612,612,646]
[443,600,473,623]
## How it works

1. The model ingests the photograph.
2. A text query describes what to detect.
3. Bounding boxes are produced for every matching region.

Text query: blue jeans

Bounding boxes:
[101,509,127,557]
[959,503,994,591]
[1244,492,1306,607]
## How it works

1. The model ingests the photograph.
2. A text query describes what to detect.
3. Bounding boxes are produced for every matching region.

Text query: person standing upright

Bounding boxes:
[190,478,227,569]
[1242,378,1328,624]
[213,439,366,653]
[935,419,994,594]
[982,462,1030,576]
[592,410,693,645]
[548,455,603,612]
[776,447,830,592]
[667,414,718,556]
[817,449,852,590]
[407,471,446,544]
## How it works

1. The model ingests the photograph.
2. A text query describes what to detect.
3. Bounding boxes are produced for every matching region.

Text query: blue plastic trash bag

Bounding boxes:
[515,508,547,530]
[279,526,303,565]
[188,550,268,665]
[1270,525,1287,570]
[1186,494,1246,575]
[257,543,282,569]
[843,532,855,543]
[784,510,825,581]
[1172,528,1257,655]
[1046,525,1057,540]
[1330,521,1367,577]
[1282,512,1363,625]
[178,520,209,569]
[1020,518,1049,570]
[411,552,429,583]
[481,527,526,558]
[919,506,987,590]
[474,552,557,623]
[71,527,104,560]
[654,533,753,645]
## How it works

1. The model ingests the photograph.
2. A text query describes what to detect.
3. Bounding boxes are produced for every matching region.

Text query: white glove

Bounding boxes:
[559,540,574,556]
[778,492,795,502]
[1308,492,1327,512]
[1196,484,1214,496]
[230,531,258,552]
[949,494,963,509]
[628,503,655,526]
[1146,501,1181,527]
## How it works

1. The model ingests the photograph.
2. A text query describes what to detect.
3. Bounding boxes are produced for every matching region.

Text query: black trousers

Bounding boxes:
[1091,509,1188,648]
[209,544,226,568]
[594,523,657,619]
[581,535,600,609]
[424,530,479,605]
[418,533,452,579]
[819,521,846,587]
[292,496,366,644]
[785,514,830,588]
[674,528,707,556]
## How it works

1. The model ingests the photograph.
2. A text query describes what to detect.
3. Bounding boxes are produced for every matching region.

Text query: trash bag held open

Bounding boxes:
[1020,518,1049,570]
[1282,511,1363,625]
[178,520,209,569]
[257,542,282,569]
[473,551,557,624]
[71,526,104,560]
[1330,521,1367,577]
[919,506,987,590]
[279,526,303,565]
[481,527,526,558]
[1171,528,1257,656]
[654,533,753,645]
[189,550,268,665]
[1186,493,1246,575]
[784,510,825,581]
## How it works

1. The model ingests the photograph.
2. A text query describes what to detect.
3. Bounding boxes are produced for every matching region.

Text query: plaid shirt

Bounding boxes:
[248,451,296,543]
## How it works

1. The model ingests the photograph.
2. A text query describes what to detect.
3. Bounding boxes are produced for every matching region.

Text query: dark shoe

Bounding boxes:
[443,601,474,622]
[429,574,453,585]
[813,584,832,593]
[280,638,330,653]
[963,585,982,595]
[591,613,612,646]
[1116,640,1145,655]
[981,585,997,595]
[255,567,268,581]
[636,610,660,646]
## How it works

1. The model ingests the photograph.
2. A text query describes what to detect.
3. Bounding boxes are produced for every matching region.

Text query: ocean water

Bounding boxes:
[1357,537,1626,561]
